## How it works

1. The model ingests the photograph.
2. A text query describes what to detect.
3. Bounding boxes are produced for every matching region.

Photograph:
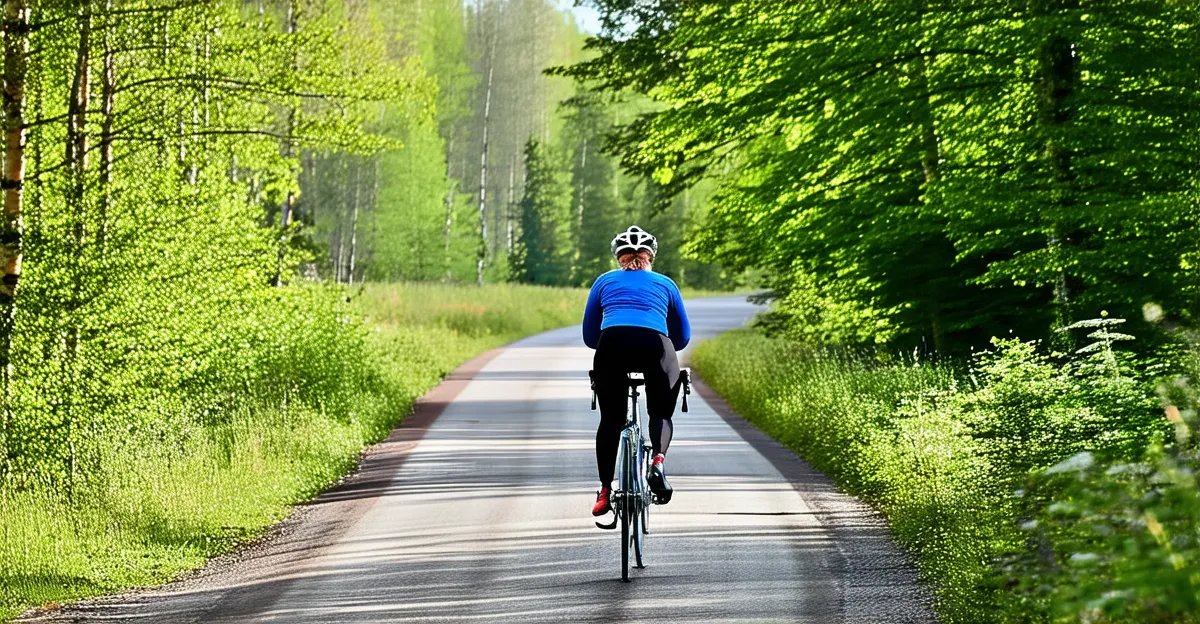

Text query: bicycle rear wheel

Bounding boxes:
[620,496,631,582]
[633,446,647,567]
[619,434,635,582]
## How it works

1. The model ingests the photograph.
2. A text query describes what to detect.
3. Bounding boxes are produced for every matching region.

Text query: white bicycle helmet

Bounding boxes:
[610,225,658,258]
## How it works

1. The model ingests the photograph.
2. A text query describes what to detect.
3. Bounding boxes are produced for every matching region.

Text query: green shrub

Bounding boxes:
[694,323,1175,623]
[1001,369,1200,624]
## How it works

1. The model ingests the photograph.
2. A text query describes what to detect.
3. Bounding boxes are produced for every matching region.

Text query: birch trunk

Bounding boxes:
[0,0,29,481]
[275,0,299,285]
[98,0,114,250]
[575,138,587,239]
[348,162,361,285]
[505,156,514,253]
[443,135,456,280]
[476,60,494,285]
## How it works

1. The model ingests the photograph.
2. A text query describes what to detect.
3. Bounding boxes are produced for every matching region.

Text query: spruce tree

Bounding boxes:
[511,138,572,285]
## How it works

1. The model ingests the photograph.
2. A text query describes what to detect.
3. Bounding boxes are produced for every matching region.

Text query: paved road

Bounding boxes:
[21,296,933,623]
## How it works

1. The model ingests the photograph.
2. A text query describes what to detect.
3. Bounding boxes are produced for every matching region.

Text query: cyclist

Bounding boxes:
[583,225,691,517]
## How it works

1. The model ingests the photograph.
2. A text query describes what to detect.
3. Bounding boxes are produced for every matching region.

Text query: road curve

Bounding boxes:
[19,296,933,624]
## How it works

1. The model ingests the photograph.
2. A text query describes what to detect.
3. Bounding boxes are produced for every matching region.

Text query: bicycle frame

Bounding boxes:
[617,379,653,518]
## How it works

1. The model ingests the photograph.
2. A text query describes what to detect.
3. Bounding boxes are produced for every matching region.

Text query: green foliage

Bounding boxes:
[561,86,626,284]
[552,83,744,289]
[0,0,428,490]
[370,116,479,281]
[1000,440,1200,624]
[301,0,752,292]
[956,337,1158,490]
[996,351,1200,623]
[360,0,477,282]
[694,322,1176,623]
[575,2,1200,618]
[510,138,572,284]
[571,0,1200,351]
[0,281,586,620]
[289,0,744,291]
[454,0,588,281]
[0,0,593,616]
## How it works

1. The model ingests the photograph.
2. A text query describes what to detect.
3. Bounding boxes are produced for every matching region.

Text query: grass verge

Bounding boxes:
[693,328,1189,624]
[0,282,586,621]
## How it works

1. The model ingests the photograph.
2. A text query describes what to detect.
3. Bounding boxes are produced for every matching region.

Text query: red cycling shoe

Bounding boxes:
[592,486,612,516]
[648,454,673,504]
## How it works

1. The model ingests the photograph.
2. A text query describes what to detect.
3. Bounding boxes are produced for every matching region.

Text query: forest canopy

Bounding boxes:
[565,0,1200,352]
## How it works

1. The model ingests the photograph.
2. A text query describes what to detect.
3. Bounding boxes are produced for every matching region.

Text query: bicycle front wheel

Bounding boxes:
[620,433,635,582]
[642,446,653,535]
[632,498,645,568]
[642,491,651,534]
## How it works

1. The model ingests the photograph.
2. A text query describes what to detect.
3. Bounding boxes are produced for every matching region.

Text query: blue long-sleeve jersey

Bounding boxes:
[582,270,691,351]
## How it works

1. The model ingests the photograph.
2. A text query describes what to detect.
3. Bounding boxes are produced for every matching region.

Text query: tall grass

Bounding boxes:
[359,281,584,343]
[691,331,992,618]
[0,282,586,621]
[693,328,1179,623]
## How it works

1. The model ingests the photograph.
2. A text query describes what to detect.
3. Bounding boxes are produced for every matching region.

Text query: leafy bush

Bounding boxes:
[1000,360,1200,624]
[694,322,1175,623]
[1003,438,1200,624]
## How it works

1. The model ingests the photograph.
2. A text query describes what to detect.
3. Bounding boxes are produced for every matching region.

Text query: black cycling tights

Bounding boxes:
[593,326,682,486]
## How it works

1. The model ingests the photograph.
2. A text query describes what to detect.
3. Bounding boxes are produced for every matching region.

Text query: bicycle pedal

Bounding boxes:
[595,514,618,531]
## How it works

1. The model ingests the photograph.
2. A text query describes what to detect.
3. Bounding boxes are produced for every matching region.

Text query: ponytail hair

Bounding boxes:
[618,250,653,271]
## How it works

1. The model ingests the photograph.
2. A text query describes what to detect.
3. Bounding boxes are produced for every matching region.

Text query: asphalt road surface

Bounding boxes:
[20,295,934,624]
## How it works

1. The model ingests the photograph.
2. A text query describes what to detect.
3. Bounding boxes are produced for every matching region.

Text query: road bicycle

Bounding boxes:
[590,369,691,582]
